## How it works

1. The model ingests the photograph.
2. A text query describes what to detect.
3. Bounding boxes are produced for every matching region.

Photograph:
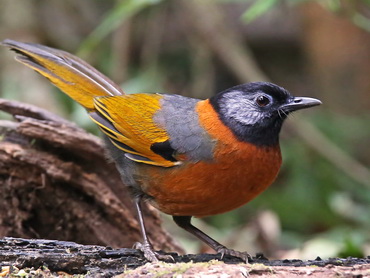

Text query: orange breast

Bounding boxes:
[139,100,282,217]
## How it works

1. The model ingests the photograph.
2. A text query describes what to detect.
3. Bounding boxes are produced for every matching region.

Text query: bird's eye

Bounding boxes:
[256,95,270,107]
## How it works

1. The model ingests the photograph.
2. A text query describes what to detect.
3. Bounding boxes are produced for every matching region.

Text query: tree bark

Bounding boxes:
[0,237,369,277]
[0,98,183,253]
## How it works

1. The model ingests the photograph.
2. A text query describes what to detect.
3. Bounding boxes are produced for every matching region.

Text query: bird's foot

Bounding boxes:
[216,246,251,263]
[134,242,174,262]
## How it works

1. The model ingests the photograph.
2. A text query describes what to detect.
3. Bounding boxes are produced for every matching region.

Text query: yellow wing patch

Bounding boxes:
[90,94,177,167]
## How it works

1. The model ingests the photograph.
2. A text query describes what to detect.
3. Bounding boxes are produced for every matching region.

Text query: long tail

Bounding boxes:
[2,39,124,111]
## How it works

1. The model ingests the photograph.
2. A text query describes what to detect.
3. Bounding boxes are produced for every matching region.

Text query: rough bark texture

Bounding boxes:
[0,237,369,277]
[0,98,182,253]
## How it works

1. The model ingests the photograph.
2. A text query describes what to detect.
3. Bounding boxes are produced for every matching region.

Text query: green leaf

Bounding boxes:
[322,0,341,12]
[241,0,278,23]
[352,14,370,33]
[337,236,365,258]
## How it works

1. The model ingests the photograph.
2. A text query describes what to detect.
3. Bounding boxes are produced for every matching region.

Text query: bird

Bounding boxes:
[2,39,321,262]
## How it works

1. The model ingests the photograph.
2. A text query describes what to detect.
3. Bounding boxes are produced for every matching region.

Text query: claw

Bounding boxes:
[172,216,252,263]
[217,246,251,263]
[134,242,174,262]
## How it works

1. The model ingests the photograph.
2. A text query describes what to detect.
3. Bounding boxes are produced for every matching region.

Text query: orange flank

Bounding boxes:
[142,100,282,217]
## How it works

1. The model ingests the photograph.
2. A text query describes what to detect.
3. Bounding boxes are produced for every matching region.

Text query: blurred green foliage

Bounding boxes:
[243,0,370,31]
[78,0,164,57]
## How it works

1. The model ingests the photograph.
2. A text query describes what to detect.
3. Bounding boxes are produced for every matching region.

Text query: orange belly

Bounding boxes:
[141,142,281,217]
[136,99,282,217]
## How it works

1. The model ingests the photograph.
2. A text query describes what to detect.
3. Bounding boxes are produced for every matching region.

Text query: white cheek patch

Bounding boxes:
[221,91,264,126]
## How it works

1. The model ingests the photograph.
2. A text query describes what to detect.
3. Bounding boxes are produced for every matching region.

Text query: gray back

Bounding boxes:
[154,94,215,162]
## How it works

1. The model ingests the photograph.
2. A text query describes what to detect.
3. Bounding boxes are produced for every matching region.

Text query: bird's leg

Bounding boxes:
[133,197,157,261]
[173,215,251,262]
[133,198,173,262]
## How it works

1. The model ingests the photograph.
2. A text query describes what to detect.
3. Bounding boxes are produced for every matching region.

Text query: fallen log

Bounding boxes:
[0,99,182,253]
[0,237,369,277]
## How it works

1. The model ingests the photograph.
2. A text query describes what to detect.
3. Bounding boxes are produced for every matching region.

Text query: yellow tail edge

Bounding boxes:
[2,39,124,111]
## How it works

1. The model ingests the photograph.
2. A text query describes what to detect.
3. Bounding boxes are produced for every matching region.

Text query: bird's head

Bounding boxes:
[210,82,321,146]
